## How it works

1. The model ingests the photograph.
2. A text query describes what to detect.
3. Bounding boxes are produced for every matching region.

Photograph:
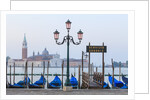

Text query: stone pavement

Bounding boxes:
[6,89,128,95]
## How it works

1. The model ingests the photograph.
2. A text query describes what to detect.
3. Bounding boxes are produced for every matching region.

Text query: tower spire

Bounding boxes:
[22,33,27,48]
[24,33,26,42]
[22,33,27,59]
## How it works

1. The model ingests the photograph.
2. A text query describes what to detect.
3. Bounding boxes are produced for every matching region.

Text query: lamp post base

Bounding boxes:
[64,78,71,86]
[63,86,72,91]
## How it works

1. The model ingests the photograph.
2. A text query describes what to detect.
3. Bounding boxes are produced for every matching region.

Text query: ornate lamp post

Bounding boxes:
[53,19,83,88]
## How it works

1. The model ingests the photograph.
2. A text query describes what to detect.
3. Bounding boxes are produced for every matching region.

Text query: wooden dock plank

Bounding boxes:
[89,80,102,89]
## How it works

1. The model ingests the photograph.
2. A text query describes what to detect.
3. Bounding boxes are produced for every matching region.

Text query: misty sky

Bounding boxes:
[6,14,128,66]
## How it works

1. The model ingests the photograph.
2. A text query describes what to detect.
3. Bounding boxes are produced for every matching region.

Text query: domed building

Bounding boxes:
[8,34,62,67]
[42,48,49,56]
[7,34,88,68]
[28,48,55,61]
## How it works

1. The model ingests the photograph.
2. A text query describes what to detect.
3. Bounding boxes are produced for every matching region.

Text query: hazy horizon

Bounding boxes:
[6,14,128,65]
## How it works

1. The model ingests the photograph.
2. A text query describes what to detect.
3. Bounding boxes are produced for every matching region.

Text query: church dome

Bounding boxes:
[42,48,49,56]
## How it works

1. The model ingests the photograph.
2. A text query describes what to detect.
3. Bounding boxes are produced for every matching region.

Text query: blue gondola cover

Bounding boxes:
[9,83,24,88]
[9,77,30,88]
[108,75,127,88]
[103,82,109,88]
[29,83,41,88]
[34,75,46,85]
[17,77,30,85]
[122,75,128,86]
[98,81,109,88]
[70,76,78,87]
[49,75,61,88]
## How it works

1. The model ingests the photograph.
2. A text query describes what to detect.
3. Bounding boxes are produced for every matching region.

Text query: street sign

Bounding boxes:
[86,46,107,53]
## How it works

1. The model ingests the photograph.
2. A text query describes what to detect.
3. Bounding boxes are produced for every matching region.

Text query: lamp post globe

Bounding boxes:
[66,19,72,31]
[77,29,83,40]
[54,29,59,40]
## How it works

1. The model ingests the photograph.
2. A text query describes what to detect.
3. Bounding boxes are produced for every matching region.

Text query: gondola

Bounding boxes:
[108,74,127,89]
[70,75,78,89]
[122,75,128,86]
[9,83,24,88]
[48,75,61,89]
[17,77,30,85]
[29,74,46,88]
[9,77,30,88]
[103,81,110,89]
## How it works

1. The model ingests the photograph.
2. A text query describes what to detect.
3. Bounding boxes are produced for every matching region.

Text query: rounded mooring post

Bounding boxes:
[31,62,33,84]
[119,62,121,81]
[13,63,15,84]
[10,65,11,85]
[78,65,81,89]
[43,61,45,88]
[111,59,114,88]
[47,61,49,88]
[102,42,105,88]
[62,60,64,88]
[82,51,84,73]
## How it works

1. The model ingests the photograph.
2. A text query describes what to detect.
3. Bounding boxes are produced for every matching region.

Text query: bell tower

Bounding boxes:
[22,34,27,59]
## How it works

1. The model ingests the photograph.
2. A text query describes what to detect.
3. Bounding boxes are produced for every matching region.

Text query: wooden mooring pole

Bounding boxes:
[6,62,8,86]
[102,42,105,88]
[119,63,121,81]
[10,65,11,85]
[43,61,45,88]
[25,61,28,88]
[78,65,81,89]
[62,60,64,88]
[111,59,114,88]
[13,63,15,84]
[82,51,84,73]
[96,67,98,73]
[47,61,49,88]
[31,62,33,84]
[91,63,93,79]
[74,67,75,77]
[100,73,102,83]
[24,64,26,86]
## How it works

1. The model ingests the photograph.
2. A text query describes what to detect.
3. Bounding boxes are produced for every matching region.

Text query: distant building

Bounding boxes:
[105,61,128,68]
[63,58,88,67]
[7,34,88,67]
[8,34,62,67]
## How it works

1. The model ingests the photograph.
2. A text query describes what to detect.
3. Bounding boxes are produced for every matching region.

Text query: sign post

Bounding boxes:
[88,42,91,89]
[102,42,104,88]
[86,42,107,88]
